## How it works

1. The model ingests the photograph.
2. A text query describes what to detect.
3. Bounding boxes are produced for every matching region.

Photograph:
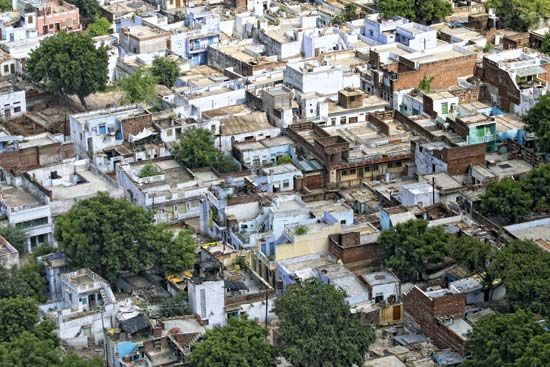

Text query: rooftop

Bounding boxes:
[0,185,42,210]
[361,271,399,286]
[220,112,275,135]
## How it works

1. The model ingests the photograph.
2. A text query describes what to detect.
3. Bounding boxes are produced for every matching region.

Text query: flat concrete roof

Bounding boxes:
[0,186,41,209]
[51,170,114,200]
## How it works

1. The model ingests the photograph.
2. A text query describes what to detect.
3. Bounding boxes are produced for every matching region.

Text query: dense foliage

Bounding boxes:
[380,219,450,280]
[451,236,498,300]
[487,0,550,32]
[524,93,550,153]
[480,164,550,222]
[0,226,27,254]
[27,32,108,108]
[54,193,195,281]
[67,0,101,25]
[138,162,161,178]
[377,0,451,24]
[0,263,47,302]
[495,240,550,316]
[190,317,273,367]
[87,17,111,37]
[117,68,158,105]
[151,57,179,88]
[275,279,374,367]
[157,292,191,318]
[172,127,238,173]
[463,311,547,367]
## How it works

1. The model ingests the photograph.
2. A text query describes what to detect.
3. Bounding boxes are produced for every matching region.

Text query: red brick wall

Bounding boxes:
[435,320,466,355]
[393,54,477,92]
[404,287,466,350]
[435,144,486,175]
[121,114,153,141]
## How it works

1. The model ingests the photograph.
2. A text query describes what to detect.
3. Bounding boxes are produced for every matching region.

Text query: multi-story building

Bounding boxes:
[481,49,550,116]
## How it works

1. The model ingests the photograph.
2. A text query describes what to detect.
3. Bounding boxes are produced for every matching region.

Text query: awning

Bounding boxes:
[514,65,546,77]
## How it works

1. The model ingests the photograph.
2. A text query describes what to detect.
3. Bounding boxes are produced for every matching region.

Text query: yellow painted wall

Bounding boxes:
[275,223,342,261]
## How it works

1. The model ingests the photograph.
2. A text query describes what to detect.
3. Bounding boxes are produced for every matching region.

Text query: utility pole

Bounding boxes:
[432,177,436,205]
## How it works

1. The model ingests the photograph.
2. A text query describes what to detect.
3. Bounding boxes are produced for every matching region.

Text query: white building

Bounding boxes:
[361,271,400,303]
[57,268,117,348]
[0,81,26,119]
[399,182,440,208]
[283,59,360,96]
[69,105,147,158]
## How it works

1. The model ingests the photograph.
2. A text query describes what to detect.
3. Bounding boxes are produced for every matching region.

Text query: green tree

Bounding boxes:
[377,0,415,20]
[541,33,550,55]
[275,279,374,367]
[415,0,452,24]
[117,68,157,105]
[521,164,550,211]
[154,228,196,275]
[172,127,238,173]
[151,57,179,88]
[0,297,38,342]
[67,0,101,25]
[59,353,104,367]
[343,3,358,21]
[487,0,550,32]
[276,155,293,165]
[380,219,450,280]
[524,93,550,153]
[54,193,194,281]
[0,263,47,301]
[479,178,532,222]
[495,240,550,316]
[158,292,191,318]
[514,333,550,367]
[0,225,27,254]
[462,311,544,367]
[190,317,273,367]
[0,0,11,12]
[377,0,451,23]
[450,236,498,300]
[87,17,111,37]
[416,74,435,93]
[138,162,161,178]
[27,32,108,109]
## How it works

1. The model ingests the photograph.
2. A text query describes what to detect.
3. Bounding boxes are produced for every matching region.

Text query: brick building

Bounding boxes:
[328,223,384,264]
[33,1,81,36]
[372,44,477,109]
[404,286,468,355]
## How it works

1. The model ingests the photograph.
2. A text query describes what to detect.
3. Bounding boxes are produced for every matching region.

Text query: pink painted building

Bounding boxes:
[33,1,80,36]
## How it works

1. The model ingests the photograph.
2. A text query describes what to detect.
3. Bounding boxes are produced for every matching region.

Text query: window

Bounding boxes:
[29,233,47,249]
[98,124,107,135]
[441,102,449,115]
[16,217,48,230]
[166,129,173,136]
[3,65,8,73]
[283,180,290,188]
[14,107,20,113]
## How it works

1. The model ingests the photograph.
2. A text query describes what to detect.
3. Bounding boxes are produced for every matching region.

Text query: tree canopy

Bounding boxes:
[380,219,450,280]
[376,0,451,24]
[67,0,101,25]
[190,317,273,367]
[450,236,498,300]
[541,33,550,55]
[524,93,550,153]
[487,0,550,32]
[87,17,111,37]
[275,279,374,367]
[54,193,195,281]
[0,225,27,254]
[480,165,550,222]
[151,57,179,88]
[0,0,11,12]
[479,177,533,223]
[117,68,158,105]
[0,263,47,302]
[495,240,550,316]
[462,310,546,367]
[514,333,550,367]
[27,32,108,108]
[0,297,38,342]
[172,127,238,173]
